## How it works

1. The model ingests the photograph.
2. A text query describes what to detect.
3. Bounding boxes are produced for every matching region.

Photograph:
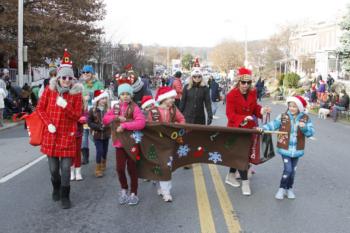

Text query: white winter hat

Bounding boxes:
[191,68,202,77]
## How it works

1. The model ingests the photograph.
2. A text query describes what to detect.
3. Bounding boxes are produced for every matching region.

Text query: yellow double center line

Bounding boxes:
[193,164,241,233]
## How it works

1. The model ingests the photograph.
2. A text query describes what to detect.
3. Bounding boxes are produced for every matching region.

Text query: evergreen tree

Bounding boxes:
[339,4,350,72]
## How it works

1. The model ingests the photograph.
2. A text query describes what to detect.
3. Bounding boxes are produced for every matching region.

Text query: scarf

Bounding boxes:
[132,78,144,93]
[57,82,71,94]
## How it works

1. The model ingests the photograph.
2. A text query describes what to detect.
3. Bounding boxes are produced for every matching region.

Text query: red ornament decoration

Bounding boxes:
[194,146,204,158]
[136,155,141,161]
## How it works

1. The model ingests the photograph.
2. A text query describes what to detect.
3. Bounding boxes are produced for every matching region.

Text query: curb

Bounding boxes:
[0,121,24,132]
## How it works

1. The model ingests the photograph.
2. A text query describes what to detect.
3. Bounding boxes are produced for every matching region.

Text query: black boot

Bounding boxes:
[61,186,71,209]
[82,148,89,165]
[51,178,61,201]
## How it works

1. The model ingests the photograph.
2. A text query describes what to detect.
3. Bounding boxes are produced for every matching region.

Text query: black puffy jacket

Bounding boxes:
[180,84,212,124]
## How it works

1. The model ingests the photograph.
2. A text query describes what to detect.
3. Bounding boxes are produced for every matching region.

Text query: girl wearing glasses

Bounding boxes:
[36,51,83,209]
[225,67,271,196]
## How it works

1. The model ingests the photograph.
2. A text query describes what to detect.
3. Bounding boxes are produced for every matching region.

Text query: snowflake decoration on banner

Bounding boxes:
[208,152,223,164]
[131,131,143,144]
[167,156,173,168]
[177,144,190,157]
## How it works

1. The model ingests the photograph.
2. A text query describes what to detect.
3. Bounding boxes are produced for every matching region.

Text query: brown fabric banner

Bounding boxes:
[116,122,258,181]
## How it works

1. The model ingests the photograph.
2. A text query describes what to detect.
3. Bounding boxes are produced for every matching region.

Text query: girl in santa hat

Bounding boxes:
[103,77,146,206]
[88,90,111,178]
[261,95,314,200]
[148,86,186,202]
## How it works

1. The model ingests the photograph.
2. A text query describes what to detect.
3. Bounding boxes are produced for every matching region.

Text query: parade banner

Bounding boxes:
[116,122,259,181]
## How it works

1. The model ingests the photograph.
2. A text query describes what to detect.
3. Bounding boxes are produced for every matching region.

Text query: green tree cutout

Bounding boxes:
[147,144,158,160]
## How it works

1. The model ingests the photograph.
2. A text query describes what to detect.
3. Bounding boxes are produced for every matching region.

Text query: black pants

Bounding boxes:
[229,168,248,180]
[175,99,180,108]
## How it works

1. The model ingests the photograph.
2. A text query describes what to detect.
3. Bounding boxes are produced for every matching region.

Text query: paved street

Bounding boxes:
[0,99,350,233]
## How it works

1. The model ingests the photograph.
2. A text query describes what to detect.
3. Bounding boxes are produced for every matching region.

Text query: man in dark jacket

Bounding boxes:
[332,89,349,122]
[208,75,221,119]
[129,71,152,106]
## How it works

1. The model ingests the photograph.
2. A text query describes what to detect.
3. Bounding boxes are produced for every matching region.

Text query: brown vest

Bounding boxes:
[149,106,176,123]
[111,102,136,143]
[277,113,309,150]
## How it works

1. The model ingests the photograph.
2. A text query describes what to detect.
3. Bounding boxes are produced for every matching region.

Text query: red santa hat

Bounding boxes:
[286,95,308,113]
[141,95,155,109]
[60,48,73,67]
[92,90,109,104]
[237,67,252,81]
[155,86,177,103]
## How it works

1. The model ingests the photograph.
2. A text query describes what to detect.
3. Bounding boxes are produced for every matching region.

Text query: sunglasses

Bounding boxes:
[61,76,74,81]
[193,76,202,79]
[240,81,252,85]
[82,72,91,74]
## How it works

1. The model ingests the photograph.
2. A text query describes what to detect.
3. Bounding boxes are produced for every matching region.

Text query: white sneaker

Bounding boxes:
[225,173,240,187]
[70,166,75,181]
[157,188,163,196]
[287,189,296,199]
[163,193,173,202]
[241,180,251,196]
[275,188,286,200]
[118,189,129,205]
[75,167,83,181]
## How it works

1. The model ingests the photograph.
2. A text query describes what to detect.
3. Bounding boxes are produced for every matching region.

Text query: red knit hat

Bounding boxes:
[155,87,177,103]
[141,95,155,109]
[286,95,308,113]
[237,67,252,81]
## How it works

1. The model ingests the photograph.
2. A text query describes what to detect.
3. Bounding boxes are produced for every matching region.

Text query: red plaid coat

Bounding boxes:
[36,78,83,157]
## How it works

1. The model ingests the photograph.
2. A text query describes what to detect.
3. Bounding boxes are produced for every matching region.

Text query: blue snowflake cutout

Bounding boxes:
[132,131,143,144]
[208,152,223,164]
[177,144,190,158]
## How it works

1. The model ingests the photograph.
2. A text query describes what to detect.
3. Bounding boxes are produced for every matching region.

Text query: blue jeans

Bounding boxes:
[280,156,299,189]
[212,101,218,116]
[81,128,90,149]
[94,139,109,163]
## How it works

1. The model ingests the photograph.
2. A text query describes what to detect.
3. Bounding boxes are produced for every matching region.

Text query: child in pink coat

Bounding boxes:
[148,86,185,202]
[103,82,146,206]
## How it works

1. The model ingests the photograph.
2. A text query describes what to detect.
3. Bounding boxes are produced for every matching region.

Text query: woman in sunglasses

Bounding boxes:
[36,54,83,209]
[225,67,271,196]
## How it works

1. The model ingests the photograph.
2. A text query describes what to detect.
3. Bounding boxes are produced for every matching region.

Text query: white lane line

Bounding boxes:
[0,156,46,184]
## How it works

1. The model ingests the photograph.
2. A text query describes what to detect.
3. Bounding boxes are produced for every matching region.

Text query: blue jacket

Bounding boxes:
[262,111,314,158]
[209,80,221,102]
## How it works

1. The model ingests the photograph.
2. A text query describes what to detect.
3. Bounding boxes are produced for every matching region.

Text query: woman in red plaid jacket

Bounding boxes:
[36,64,83,209]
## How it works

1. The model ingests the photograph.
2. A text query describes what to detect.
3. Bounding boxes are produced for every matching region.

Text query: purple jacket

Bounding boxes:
[103,101,146,148]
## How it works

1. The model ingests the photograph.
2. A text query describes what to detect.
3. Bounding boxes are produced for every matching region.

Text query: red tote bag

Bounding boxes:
[22,111,44,146]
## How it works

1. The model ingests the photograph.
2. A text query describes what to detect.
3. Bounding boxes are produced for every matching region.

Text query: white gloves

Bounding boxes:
[48,124,56,133]
[56,96,67,108]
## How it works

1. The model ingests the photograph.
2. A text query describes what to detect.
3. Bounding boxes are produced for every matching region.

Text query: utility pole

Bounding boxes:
[244,25,248,68]
[18,0,24,87]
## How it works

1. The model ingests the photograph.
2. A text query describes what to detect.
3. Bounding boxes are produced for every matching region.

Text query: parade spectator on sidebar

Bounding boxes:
[0,85,6,127]
[172,71,183,108]
[36,57,83,209]
[225,67,271,196]
[0,69,9,96]
[255,77,265,102]
[208,75,221,119]
[39,67,57,98]
[326,74,335,92]
[331,89,350,122]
